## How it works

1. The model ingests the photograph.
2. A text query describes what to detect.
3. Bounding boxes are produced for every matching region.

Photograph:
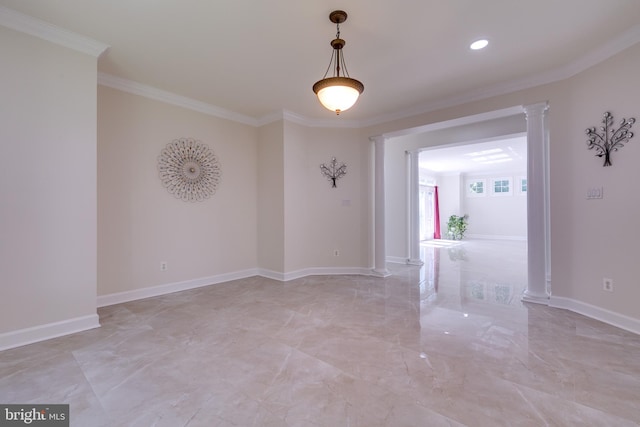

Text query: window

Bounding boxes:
[491,177,512,196]
[466,179,486,197]
[471,181,484,194]
[518,176,527,195]
[494,179,510,193]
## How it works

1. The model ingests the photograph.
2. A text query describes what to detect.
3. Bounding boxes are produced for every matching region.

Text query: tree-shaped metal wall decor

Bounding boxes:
[586,111,635,167]
[320,157,347,188]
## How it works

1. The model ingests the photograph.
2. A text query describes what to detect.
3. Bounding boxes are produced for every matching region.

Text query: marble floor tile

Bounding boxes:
[1,239,640,426]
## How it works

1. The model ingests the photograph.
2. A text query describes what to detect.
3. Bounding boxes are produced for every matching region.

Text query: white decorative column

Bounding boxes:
[407,150,424,266]
[371,136,391,277]
[522,102,550,304]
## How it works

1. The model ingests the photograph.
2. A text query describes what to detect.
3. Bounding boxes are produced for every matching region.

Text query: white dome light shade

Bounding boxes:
[317,85,359,114]
[470,39,489,50]
[313,76,364,115]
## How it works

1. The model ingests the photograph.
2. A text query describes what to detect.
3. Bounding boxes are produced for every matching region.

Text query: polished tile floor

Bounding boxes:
[2,239,640,426]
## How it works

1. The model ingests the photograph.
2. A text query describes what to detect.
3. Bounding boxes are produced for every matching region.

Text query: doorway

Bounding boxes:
[372,103,550,302]
[418,134,528,242]
[419,185,435,241]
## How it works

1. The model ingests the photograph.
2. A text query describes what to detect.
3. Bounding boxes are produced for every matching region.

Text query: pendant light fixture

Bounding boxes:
[313,10,364,115]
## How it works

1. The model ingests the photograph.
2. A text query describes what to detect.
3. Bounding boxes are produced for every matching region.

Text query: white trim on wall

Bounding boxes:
[97,269,260,307]
[0,5,109,57]
[98,267,376,308]
[5,268,638,350]
[98,73,258,127]
[5,267,379,350]
[92,23,640,130]
[466,234,527,241]
[0,314,99,352]
[387,256,411,264]
[361,25,640,128]
[273,267,374,282]
[550,296,640,336]
[3,2,638,129]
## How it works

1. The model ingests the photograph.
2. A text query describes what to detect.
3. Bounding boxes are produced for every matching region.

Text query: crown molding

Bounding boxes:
[98,73,367,129]
[99,23,640,130]
[270,109,363,129]
[0,5,109,57]
[255,110,286,126]
[361,23,640,128]
[556,22,640,80]
[98,73,259,126]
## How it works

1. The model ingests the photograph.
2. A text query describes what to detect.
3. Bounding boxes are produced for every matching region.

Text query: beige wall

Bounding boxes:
[0,26,99,333]
[461,171,527,239]
[98,97,372,296]
[384,138,410,258]
[257,121,285,273]
[3,16,639,345]
[98,86,258,296]
[437,174,462,237]
[364,43,640,322]
[561,43,640,316]
[283,123,370,272]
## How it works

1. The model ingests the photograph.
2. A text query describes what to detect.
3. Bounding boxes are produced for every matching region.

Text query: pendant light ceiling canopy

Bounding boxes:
[313,10,364,115]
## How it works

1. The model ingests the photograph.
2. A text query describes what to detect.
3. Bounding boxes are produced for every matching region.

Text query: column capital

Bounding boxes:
[369,135,386,144]
[523,102,549,118]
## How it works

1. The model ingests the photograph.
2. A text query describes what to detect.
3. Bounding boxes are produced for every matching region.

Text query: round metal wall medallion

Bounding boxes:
[158,138,221,202]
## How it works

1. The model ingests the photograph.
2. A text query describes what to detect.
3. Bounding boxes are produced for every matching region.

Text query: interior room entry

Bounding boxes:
[419,185,435,241]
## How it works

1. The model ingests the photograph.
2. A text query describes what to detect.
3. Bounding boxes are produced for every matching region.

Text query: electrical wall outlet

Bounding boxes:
[586,187,604,199]
[160,261,168,271]
[333,249,340,257]
[602,278,613,292]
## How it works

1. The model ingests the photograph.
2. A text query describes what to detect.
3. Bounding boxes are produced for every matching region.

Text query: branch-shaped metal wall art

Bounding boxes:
[320,157,347,188]
[586,111,635,167]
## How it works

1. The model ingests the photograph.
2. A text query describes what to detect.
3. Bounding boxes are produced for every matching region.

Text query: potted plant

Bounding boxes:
[447,214,468,240]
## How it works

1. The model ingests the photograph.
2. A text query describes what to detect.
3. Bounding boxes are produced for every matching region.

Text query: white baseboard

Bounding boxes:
[549,296,640,336]
[255,268,286,281]
[258,267,372,282]
[98,267,374,307]
[6,274,639,352]
[0,314,100,352]
[97,268,259,307]
[386,256,408,265]
[288,267,372,281]
[466,234,527,241]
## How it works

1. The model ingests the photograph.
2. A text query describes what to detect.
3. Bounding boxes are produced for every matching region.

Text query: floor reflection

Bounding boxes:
[418,238,527,312]
[3,239,640,425]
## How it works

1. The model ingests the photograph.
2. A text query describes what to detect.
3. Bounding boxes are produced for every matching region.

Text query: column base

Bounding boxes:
[406,258,424,266]
[521,291,550,305]
[371,268,391,278]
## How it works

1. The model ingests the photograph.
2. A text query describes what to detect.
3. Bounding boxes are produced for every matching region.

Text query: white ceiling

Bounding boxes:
[419,136,527,174]
[2,1,640,124]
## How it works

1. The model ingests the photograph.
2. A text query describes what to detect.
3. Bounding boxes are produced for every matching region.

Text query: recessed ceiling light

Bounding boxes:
[470,39,489,50]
